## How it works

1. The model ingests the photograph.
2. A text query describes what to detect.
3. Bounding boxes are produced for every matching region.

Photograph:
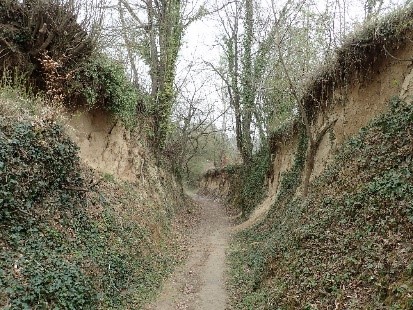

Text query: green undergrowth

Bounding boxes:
[233,130,303,218]
[240,148,271,217]
[228,97,413,309]
[70,55,140,128]
[201,147,270,218]
[0,92,182,309]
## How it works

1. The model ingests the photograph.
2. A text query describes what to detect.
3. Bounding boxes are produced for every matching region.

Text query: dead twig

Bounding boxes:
[383,44,413,62]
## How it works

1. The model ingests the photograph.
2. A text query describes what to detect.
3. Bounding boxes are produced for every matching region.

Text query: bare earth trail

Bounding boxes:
[145,195,231,310]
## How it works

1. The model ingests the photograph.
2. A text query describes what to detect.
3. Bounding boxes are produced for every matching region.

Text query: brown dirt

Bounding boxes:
[232,193,275,232]
[145,195,231,310]
[64,109,147,181]
[311,40,413,181]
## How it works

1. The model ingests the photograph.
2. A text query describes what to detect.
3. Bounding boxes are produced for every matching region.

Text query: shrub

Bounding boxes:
[233,146,271,217]
[0,0,95,87]
[70,55,139,127]
[0,1,141,127]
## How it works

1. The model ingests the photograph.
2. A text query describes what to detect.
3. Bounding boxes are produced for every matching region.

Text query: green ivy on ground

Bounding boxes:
[0,112,178,309]
[0,117,95,308]
[228,97,413,309]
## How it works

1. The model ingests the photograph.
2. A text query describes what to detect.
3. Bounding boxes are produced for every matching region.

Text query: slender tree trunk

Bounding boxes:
[147,0,159,100]
[302,120,337,196]
[278,44,337,197]
[149,0,182,147]
[118,1,140,86]
[240,0,254,164]
[226,4,244,161]
[302,138,316,197]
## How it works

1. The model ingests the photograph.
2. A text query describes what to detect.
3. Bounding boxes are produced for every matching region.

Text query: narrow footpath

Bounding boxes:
[145,195,231,310]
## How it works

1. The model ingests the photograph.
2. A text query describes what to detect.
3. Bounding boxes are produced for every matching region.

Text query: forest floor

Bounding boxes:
[145,195,231,310]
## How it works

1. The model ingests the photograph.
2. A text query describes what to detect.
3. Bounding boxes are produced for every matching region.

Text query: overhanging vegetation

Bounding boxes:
[302,4,413,118]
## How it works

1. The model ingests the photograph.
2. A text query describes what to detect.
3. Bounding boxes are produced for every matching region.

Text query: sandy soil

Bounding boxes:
[145,195,231,310]
[232,193,275,232]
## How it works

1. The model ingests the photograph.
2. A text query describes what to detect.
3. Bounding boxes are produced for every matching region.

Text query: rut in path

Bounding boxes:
[146,195,231,310]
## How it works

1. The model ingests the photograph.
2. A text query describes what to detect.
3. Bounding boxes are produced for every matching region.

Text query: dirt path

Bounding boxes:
[145,195,231,310]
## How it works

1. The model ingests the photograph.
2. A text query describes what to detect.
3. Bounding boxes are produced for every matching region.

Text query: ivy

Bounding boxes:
[228,98,413,308]
[0,119,83,222]
[276,124,308,201]
[0,116,94,308]
[0,112,178,309]
[71,55,139,127]
[235,146,271,217]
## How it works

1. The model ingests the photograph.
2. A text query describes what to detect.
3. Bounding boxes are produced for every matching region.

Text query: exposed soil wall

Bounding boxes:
[65,108,182,211]
[201,35,413,223]
[310,40,413,180]
[269,39,413,197]
[223,10,413,309]
[199,169,233,198]
[65,109,148,182]
[268,135,299,197]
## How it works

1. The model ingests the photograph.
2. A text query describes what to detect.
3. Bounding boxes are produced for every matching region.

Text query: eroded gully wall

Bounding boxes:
[269,40,413,199]
[64,109,181,208]
[199,169,233,198]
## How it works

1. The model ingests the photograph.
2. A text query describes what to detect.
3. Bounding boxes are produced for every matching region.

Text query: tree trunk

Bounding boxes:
[302,138,316,197]
[240,0,254,164]
[302,119,337,196]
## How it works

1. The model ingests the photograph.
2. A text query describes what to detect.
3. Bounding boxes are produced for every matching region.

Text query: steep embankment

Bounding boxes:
[229,98,413,308]
[0,91,188,309]
[65,109,149,182]
[200,7,413,309]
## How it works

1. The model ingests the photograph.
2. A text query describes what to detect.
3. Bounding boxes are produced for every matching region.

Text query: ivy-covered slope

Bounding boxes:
[229,98,413,309]
[0,94,183,309]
